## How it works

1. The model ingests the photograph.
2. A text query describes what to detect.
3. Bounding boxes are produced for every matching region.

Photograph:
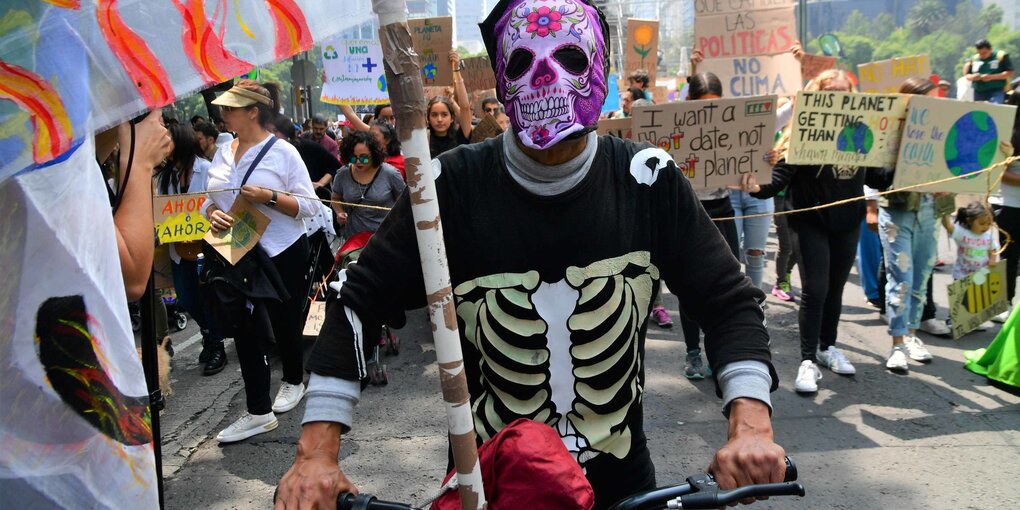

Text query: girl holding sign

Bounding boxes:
[739,70,895,394]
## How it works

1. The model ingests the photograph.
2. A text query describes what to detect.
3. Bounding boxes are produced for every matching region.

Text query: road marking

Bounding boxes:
[177,332,203,352]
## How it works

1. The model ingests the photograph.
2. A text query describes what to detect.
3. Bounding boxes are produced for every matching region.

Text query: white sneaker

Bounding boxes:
[991,309,1011,323]
[794,360,822,393]
[216,412,278,443]
[974,321,995,331]
[272,382,306,413]
[903,336,933,362]
[886,346,909,372]
[816,346,856,375]
[918,318,951,336]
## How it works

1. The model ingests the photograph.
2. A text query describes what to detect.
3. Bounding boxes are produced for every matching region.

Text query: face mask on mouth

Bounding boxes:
[482,0,610,150]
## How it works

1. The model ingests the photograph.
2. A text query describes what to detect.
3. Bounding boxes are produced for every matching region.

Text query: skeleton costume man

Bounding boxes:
[281,1,784,508]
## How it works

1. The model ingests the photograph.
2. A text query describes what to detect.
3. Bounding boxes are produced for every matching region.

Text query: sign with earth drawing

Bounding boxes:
[893,96,1017,193]
[408,17,454,86]
[787,91,909,168]
[320,36,390,105]
[203,196,271,265]
[626,19,659,84]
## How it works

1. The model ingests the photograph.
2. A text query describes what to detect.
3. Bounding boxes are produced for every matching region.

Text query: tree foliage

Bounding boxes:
[813,2,1020,85]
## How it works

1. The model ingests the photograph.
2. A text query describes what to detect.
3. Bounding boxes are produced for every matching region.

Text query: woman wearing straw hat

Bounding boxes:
[203,80,318,443]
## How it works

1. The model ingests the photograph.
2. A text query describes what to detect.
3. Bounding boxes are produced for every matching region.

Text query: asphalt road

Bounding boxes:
[160,234,1020,509]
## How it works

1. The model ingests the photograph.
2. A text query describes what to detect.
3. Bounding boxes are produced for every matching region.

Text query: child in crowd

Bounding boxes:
[949,201,1000,332]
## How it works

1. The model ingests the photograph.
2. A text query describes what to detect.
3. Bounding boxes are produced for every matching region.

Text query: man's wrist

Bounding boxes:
[727,398,773,439]
[297,421,343,459]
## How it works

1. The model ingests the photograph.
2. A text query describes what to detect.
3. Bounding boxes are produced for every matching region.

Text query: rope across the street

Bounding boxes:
[201,155,1019,226]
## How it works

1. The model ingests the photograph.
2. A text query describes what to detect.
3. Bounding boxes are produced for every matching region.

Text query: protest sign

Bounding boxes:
[320,37,389,105]
[857,55,931,93]
[597,117,632,139]
[694,0,796,16]
[893,96,1016,193]
[697,53,802,97]
[626,19,659,83]
[631,95,777,189]
[153,193,211,244]
[408,17,454,86]
[303,301,327,337]
[948,263,1009,339]
[202,196,271,265]
[462,56,497,93]
[800,53,837,83]
[695,6,796,59]
[786,91,909,167]
[603,73,621,114]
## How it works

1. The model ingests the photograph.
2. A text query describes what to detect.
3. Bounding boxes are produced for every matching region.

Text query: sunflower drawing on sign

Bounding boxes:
[633,24,654,69]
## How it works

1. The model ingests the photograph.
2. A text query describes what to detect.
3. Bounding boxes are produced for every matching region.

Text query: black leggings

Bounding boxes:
[679,197,740,352]
[235,236,310,415]
[793,221,860,361]
[774,194,799,283]
[994,205,1020,302]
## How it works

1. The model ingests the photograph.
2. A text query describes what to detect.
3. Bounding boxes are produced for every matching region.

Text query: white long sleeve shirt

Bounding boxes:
[204,134,318,257]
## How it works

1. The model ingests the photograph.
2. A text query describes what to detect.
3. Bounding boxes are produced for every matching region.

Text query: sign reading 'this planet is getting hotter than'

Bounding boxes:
[786,91,909,168]
[892,96,1017,193]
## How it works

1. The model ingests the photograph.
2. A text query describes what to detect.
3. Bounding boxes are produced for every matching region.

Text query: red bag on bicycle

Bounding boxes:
[430,418,594,510]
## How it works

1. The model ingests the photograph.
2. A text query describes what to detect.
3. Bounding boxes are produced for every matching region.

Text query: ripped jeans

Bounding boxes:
[730,190,774,289]
[878,197,938,337]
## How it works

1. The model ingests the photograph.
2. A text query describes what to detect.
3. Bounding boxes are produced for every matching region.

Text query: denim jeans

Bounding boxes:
[171,259,224,341]
[730,190,774,289]
[878,197,938,337]
[857,219,882,301]
[973,89,1005,104]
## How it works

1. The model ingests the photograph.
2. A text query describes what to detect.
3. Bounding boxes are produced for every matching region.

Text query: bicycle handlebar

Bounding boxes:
[334,457,804,510]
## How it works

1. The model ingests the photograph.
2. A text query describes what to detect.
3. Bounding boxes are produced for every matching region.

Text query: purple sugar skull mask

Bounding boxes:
[491,0,608,149]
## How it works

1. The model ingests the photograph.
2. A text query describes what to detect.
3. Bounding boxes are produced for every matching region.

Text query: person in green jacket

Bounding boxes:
[964,39,1014,104]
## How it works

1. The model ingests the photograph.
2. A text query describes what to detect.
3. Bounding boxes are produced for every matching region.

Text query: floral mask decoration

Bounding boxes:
[481,0,610,149]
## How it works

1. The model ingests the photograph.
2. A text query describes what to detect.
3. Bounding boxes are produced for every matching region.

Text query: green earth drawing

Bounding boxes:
[945,111,999,179]
[836,122,874,154]
[229,212,257,248]
[378,74,387,92]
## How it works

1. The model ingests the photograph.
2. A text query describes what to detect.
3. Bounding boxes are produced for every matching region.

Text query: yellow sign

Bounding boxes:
[948,263,1009,338]
[153,193,211,244]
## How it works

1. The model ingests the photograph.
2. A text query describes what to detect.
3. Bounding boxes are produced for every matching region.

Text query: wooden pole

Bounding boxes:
[371,1,486,508]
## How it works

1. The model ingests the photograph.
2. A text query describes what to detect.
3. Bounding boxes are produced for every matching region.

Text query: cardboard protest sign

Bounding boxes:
[893,96,1016,193]
[408,17,454,86]
[462,56,497,93]
[694,0,796,17]
[303,300,327,337]
[695,7,796,59]
[631,95,777,189]
[948,263,1009,339]
[202,196,271,265]
[153,193,211,244]
[320,37,389,105]
[800,53,837,83]
[626,19,659,83]
[786,92,909,167]
[697,53,802,97]
[857,55,931,94]
[596,117,632,139]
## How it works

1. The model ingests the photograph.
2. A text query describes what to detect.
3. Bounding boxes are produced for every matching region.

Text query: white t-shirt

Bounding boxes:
[952,226,1000,279]
[204,134,318,257]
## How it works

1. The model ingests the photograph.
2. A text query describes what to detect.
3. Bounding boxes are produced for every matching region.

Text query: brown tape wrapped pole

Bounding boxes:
[371,1,486,508]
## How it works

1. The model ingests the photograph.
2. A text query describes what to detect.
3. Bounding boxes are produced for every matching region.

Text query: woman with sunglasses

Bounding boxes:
[331,131,406,240]
[204,80,318,443]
